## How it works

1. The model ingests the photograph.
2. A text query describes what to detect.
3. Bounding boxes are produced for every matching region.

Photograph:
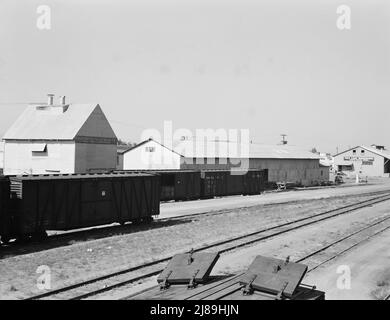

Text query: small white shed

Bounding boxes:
[2,95,118,175]
[120,138,182,170]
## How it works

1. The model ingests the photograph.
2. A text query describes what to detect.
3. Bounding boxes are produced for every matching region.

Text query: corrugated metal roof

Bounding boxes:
[2,103,101,140]
[173,141,320,160]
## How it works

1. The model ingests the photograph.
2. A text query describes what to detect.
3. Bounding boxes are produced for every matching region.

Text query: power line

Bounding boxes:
[0,102,44,105]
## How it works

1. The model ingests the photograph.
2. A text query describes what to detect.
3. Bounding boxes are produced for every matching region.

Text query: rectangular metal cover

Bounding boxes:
[158,252,220,285]
[239,255,308,298]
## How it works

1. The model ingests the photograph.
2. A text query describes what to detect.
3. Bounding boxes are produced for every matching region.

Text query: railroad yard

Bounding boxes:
[2,0,390,309]
[0,179,389,300]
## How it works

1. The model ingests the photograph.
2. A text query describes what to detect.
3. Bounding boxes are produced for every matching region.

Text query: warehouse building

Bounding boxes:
[333,145,390,178]
[177,140,328,186]
[2,95,118,175]
[120,138,328,186]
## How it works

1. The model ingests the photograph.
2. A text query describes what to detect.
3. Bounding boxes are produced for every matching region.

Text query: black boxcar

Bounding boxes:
[0,176,11,243]
[200,170,229,198]
[5,172,160,240]
[201,169,268,198]
[242,169,268,195]
[158,170,201,201]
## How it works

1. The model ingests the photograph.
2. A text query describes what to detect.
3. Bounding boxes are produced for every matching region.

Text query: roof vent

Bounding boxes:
[59,95,66,105]
[47,94,54,105]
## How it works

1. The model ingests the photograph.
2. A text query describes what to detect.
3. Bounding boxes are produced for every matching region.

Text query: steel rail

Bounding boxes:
[180,221,390,300]
[25,192,390,300]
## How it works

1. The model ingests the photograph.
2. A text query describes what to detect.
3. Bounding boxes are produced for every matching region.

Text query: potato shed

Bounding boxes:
[119,139,329,186]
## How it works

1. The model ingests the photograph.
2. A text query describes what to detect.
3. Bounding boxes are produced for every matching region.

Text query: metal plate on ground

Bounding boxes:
[239,255,308,298]
[157,252,220,285]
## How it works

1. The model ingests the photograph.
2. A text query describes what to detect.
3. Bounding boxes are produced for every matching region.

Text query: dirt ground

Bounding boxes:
[160,179,390,218]
[0,181,390,300]
[304,228,390,300]
[107,198,390,300]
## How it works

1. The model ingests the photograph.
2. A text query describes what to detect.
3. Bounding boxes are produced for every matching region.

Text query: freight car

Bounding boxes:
[157,169,268,200]
[0,176,11,243]
[200,169,268,198]
[0,172,160,243]
[158,170,201,201]
[115,169,269,201]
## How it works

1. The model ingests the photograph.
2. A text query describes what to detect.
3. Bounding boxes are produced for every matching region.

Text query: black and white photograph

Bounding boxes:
[0,0,389,308]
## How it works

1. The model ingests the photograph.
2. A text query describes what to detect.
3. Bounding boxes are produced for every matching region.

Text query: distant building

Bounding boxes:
[119,138,181,170]
[2,94,118,175]
[319,153,334,167]
[333,145,390,178]
[177,140,328,186]
[120,138,329,186]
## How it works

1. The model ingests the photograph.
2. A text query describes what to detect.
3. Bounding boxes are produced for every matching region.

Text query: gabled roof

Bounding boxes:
[333,145,390,159]
[121,138,182,157]
[2,103,117,141]
[173,140,320,160]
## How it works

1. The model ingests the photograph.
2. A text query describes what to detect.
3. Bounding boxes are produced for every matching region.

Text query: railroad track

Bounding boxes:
[25,192,390,300]
[176,218,390,301]
[159,189,390,222]
[3,189,389,253]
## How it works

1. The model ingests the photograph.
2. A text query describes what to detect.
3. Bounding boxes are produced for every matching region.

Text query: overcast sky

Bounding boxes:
[0,0,389,154]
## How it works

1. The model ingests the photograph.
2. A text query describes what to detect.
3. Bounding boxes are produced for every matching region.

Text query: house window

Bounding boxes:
[145,146,155,152]
[31,144,48,157]
[352,150,356,154]
[361,150,365,154]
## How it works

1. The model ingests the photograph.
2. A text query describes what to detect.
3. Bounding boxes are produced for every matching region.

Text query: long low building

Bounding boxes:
[119,138,329,186]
